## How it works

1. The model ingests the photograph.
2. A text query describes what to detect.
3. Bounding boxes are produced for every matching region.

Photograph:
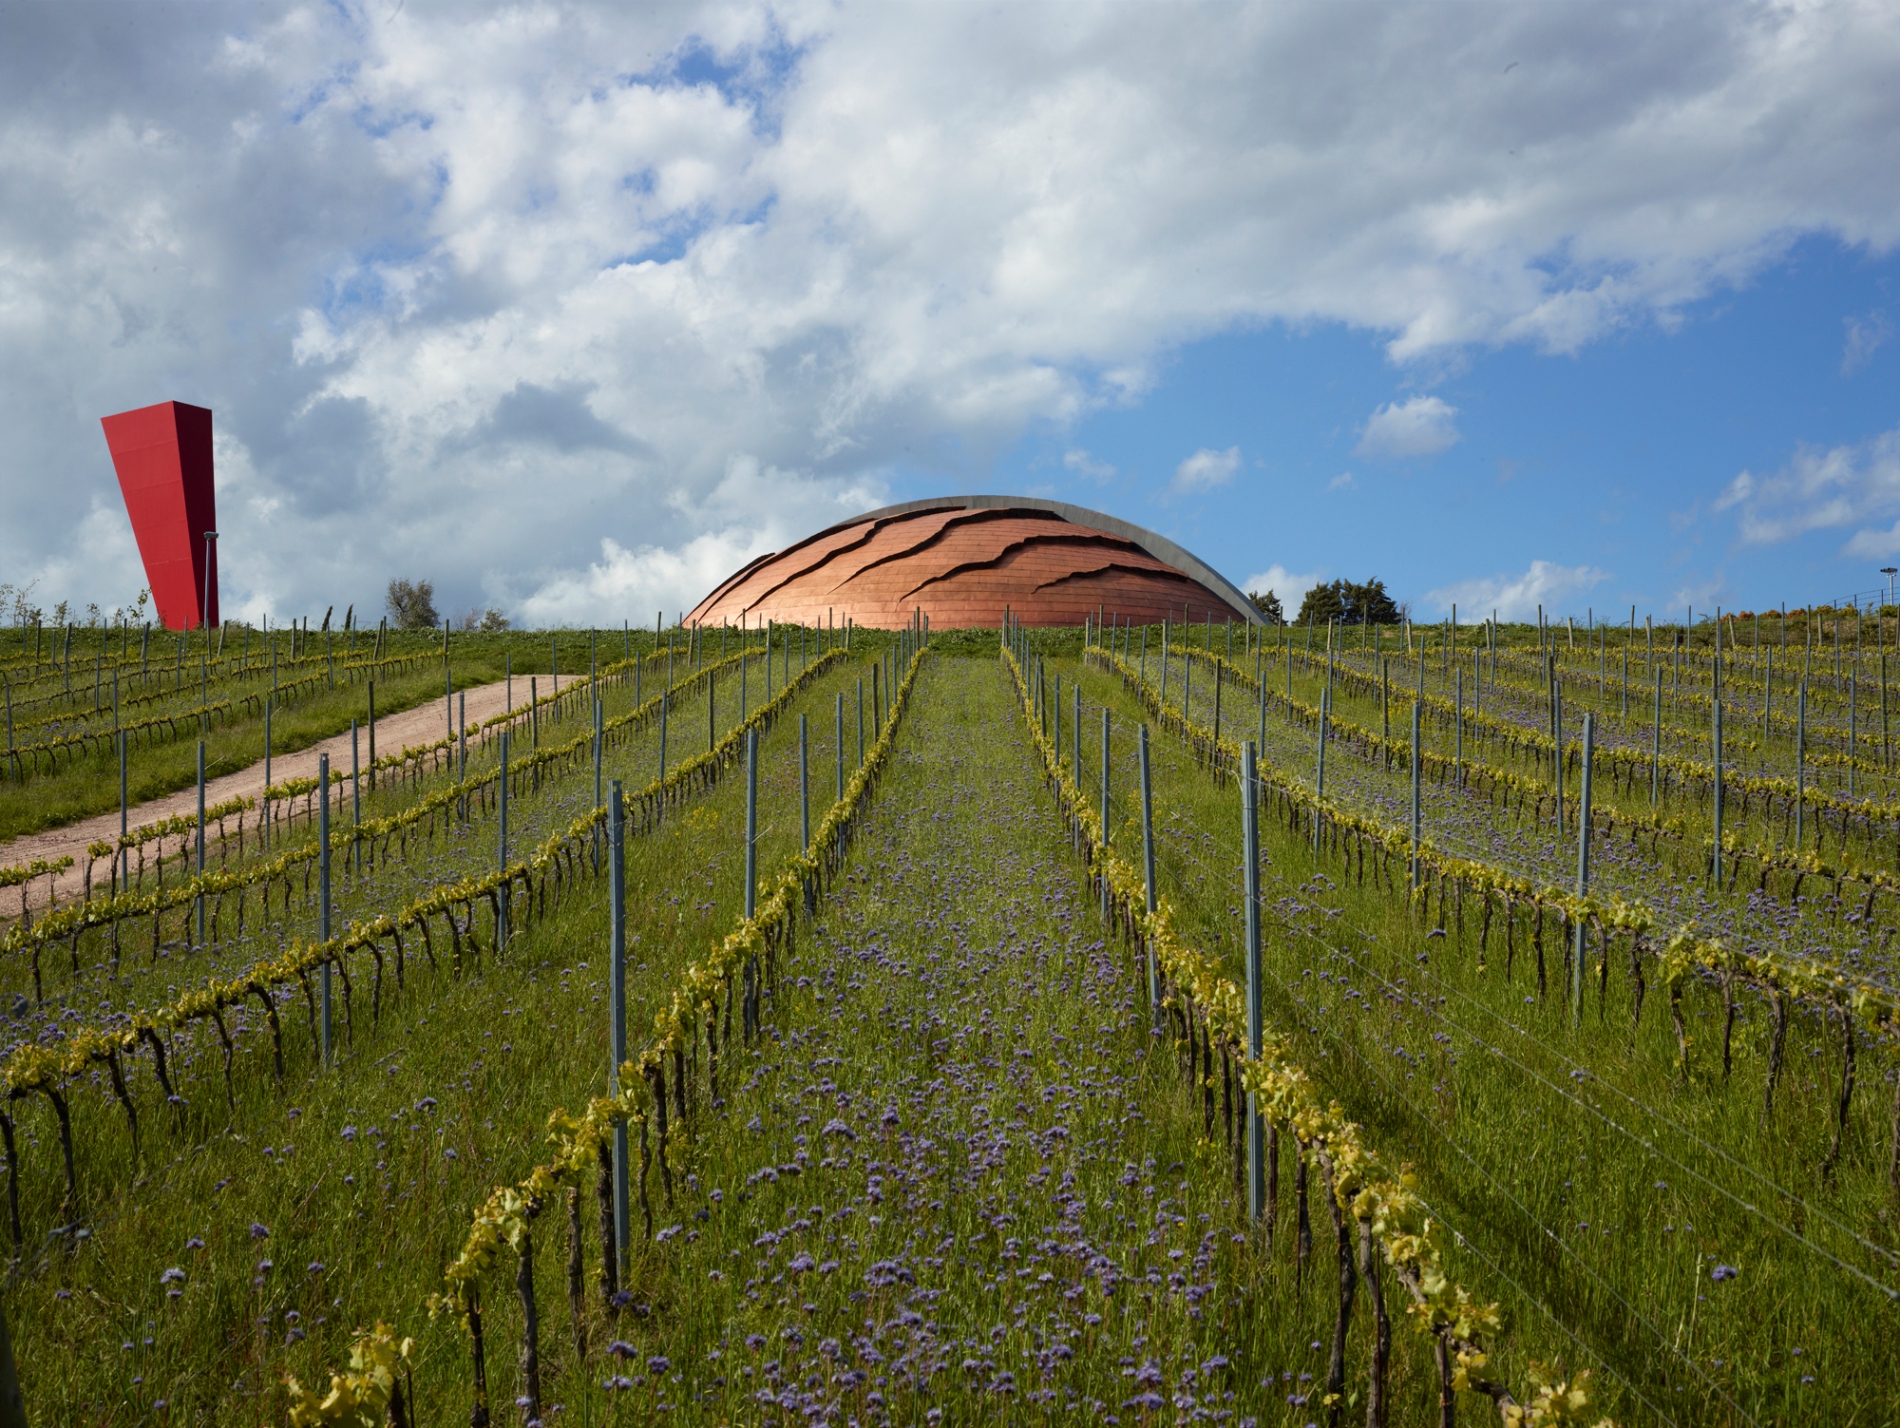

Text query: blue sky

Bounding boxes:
[962,235,1900,621]
[3,2,1897,627]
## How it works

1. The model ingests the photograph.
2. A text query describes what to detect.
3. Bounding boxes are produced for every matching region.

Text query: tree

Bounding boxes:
[1296,577,1402,627]
[386,578,439,630]
[460,606,511,631]
[1247,589,1285,625]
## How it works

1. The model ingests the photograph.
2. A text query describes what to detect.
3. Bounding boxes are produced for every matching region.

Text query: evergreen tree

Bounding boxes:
[1247,589,1285,625]
[1296,577,1401,627]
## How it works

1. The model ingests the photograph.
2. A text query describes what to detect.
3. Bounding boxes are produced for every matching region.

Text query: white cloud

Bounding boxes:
[1668,574,1731,611]
[1172,446,1241,494]
[3,3,1900,620]
[1424,560,1609,621]
[1063,448,1116,482]
[1328,471,1355,491]
[1842,311,1891,376]
[1714,425,1900,548]
[1242,563,1324,607]
[1354,396,1461,460]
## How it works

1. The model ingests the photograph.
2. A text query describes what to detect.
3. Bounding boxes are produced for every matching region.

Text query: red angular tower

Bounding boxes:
[100,401,217,630]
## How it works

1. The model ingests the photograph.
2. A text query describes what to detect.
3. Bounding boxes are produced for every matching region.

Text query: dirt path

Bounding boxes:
[0,673,581,915]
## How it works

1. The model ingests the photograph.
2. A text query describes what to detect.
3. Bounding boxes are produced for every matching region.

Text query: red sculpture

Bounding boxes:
[101,401,217,629]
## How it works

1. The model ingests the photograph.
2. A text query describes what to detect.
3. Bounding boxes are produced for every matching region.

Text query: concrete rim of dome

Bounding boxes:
[811,495,1263,625]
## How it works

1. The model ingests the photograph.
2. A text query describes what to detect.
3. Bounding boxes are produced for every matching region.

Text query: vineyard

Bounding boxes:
[0,607,1896,1425]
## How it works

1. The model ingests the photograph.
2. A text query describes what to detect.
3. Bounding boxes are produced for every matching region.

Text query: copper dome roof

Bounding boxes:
[686,496,1260,630]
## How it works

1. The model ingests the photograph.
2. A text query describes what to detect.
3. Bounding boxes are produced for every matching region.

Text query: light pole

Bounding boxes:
[201,530,219,632]
[1882,567,1897,611]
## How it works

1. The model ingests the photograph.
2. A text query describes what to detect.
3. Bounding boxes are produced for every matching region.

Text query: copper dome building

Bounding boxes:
[686,496,1261,631]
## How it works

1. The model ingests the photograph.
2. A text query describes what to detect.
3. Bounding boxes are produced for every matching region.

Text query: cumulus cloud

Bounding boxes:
[1713,425,1900,548]
[1243,563,1324,608]
[4,3,1900,621]
[1328,471,1356,491]
[1354,396,1461,460]
[1171,446,1241,494]
[1424,560,1609,621]
[1842,311,1892,376]
[1063,448,1116,482]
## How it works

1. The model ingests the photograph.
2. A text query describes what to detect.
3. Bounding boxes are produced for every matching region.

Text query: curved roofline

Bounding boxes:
[812,496,1264,625]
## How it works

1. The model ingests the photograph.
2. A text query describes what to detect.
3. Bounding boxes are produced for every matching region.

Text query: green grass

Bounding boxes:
[0,626,864,846]
[9,630,1898,1426]
[440,655,1448,1426]
[1048,644,1900,1425]
[4,649,884,1422]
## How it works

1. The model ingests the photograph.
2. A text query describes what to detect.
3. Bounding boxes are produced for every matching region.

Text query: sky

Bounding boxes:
[1,1,1897,630]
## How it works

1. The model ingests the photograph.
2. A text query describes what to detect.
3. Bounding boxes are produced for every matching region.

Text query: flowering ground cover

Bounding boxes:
[1038,639,1900,1425]
[9,623,1900,1426]
[1,642,877,1421]
[527,655,1453,1425]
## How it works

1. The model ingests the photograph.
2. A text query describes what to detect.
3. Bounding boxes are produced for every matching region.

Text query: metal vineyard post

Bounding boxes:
[117,730,127,893]
[1100,708,1111,918]
[1651,667,1662,806]
[320,751,333,1065]
[1242,739,1264,1222]
[1409,702,1422,890]
[1573,712,1594,1025]
[1314,687,1329,852]
[499,731,511,953]
[745,729,759,921]
[1454,666,1463,789]
[1139,723,1158,1015]
[351,719,361,875]
[1713,694,1725,887]
[196,740,207,944]
[609,780,629,1274]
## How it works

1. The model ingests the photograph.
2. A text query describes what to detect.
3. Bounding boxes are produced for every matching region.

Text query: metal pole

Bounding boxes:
[609,780,629,1274]
[319,751,332,1065]
[745,728,759,919]
[1100,707,1111,918]
[351,718,361,875]
[1314,687,1328,852]
[1651,667,1662,806]
[1409,702,1422,890]
[498,731,510,952]
[1554,679,1565,835]
[118,729,128,894]
[1573,713,1594,1023]
[1243,740,1264,1222]
[857,678,865,768]
[195,740,207,944]
[1454,665,1464,788]
[1713,695,1724,888]
[1139,724,1158,1013]
[800,713,811,852]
